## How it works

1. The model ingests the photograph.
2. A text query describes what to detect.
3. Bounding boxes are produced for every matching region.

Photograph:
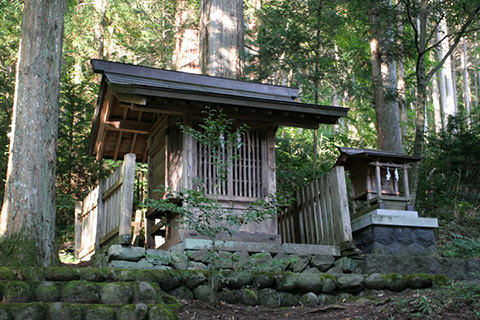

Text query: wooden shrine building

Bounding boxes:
[88,59,348,249]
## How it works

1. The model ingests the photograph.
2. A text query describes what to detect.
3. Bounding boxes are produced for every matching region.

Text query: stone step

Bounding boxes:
[0,302,177,320]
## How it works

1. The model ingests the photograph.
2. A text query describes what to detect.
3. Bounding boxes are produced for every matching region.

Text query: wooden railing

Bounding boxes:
[74,153,136,259]
[278,166,352,247]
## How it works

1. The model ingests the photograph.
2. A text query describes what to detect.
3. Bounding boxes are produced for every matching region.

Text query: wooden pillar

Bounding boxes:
[74,201,83,258]
[119,153,136,245]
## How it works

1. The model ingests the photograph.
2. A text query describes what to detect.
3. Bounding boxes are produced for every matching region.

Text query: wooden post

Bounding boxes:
[333,166,353,244]
[95,181,104,251]
[375,161,382,201]
[74,201,83,258]
[119,153,136,245]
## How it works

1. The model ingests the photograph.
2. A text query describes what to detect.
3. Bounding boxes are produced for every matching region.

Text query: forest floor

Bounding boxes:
[177,284,480,320]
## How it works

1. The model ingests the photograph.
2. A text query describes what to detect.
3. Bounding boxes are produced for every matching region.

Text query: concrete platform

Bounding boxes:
[351,209,438,232]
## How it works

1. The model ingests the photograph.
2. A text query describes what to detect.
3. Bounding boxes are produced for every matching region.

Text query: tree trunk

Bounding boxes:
[173,0,200,73]
[369,0,404,153]
[200,0,244,78]
[436,19,457,124]
[461,38,471,125]
[0,0,65,267]
[431,72,443,133]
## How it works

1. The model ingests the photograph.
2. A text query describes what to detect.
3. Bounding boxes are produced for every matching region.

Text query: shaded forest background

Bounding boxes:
[0,0,479,257]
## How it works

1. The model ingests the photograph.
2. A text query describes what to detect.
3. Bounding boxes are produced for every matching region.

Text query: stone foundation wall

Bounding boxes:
[94,245,360,274]
[0,266,446,314]
[353,226,437,255]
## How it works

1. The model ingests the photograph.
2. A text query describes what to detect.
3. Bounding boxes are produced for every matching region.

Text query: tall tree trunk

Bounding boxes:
[200,0,244,78]
[95,0,107,60]
[369,0,404,153]
[397,0,408,140]
[0,0,65,267]
[461,38,471,125]
[431,73,443,133]
[173,0,200,73]
[436,19,457,124]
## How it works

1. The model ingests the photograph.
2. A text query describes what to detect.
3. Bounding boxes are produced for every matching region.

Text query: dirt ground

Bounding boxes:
[177,287,480,320]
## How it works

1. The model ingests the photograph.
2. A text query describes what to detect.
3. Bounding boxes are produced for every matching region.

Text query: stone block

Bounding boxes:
[35,281,60,302]
[85,306,115,320]
[310,255,335,272]
[364,273,386,290]
[146,250,172,265]
[275,273,298,292]
[133,281,159,304]
[321,277,337,294]
[117,304,148,320]
[223,271,252,289]
[251,272,275,289]
[101,282,133,304]
[289,255,310,273]
[108,245,145,261]
[4,282,32,303]
[335,274,364,293]
[296,273,323,293]
[110,259,153,269]
[258,288,280,308]
[300,292,319,307]
[237,288,258,306]
[334,257,358,274]
[170,287,194,299]
[183,272,207,289]
[278,292,299,307]
[218,288,237,304]
[193,285,217,303]
[63,280,99,304]
[47,303,82,320]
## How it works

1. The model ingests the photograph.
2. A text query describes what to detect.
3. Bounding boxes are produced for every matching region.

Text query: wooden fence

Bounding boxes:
[278,166,352,246]
[75,153,136,259]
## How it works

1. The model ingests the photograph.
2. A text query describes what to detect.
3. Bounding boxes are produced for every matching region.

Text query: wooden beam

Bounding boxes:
[95,87,114,161]
[113,108,129,160]
[130,111,143,153]
[105,119,153,135]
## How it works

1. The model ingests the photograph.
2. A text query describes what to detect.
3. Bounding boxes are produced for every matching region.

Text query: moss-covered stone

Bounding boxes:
[4,281,33,303]
[170,287,193,299]
[117,304,148,320]
[193,285,217,303]
[236,288,258,306]
[337,292,354,303]
[275,272,298,292]
[35,281,60,302]
[183,271,207,289]
[47,302,82,320]
[336,274,365,293]
[0,308,8,320]
[278,292,299,307]
[364,273,386,290]
[132,281,158,304]
[16,268,45,282]
[218,288,237,304]
[432,274,449,287]
[251,272,275,289]
[10,303,46,320]
[148,305,177,320]
[158,294,181,313]
[155,271,183,291]
[258,288,280,308]
[101,282,133,304]
[85,305,115,320]
[222,271,252,289]
[405,273,433,289]
[111,269,137,281]
[45,268,80,281]
[79,268,111,282]
[296,273,323,293]
[317,293,336,305]
[62,280,99,303]
[0,267,16,280]
[321,277,337,293]
[300,292,319,307]
[381,274,408,292]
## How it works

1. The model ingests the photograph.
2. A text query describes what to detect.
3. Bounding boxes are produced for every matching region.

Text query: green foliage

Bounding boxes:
[417,113,480,220]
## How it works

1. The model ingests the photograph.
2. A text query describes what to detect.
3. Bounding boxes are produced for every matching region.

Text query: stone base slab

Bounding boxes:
[351,209,438,232]
[170,238,341,256]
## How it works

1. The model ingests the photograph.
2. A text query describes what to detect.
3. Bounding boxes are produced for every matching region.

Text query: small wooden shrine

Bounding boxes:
[88,60,348,249]
[335,147,421,217]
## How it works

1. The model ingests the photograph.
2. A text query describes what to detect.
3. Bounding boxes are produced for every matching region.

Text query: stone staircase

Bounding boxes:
[0,267,180,320]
